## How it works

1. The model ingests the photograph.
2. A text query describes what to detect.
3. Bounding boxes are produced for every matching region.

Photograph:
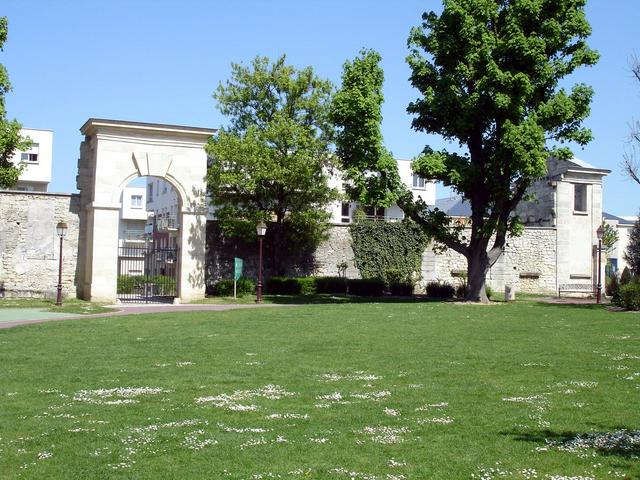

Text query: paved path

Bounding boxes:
[0,303,289,330]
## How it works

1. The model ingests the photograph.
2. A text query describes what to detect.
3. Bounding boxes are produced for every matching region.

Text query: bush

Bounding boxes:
[117,275,177,295]
[485,285,493,300]
[315,276,348,294]
[617,283,640,310]
[607,273,620,303]
[266,276,316,295]
[347,278,385,297]
[426,281,455,299]
[212,278,255,296]
[389,281,414,296]
[455,284,467,298]
[620,267,633,285]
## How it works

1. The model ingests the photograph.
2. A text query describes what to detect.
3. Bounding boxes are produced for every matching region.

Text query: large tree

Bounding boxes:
[335,1,598,302]
[206,55,339,274]
[0,17,30,189]
[625,214,640,275]
[621,56,640,185]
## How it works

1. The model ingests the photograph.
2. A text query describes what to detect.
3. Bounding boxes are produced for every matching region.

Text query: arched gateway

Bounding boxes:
[76,119,215,302]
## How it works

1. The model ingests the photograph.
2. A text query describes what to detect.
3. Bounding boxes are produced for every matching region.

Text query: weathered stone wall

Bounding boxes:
[0,191,81,298]
[204,222,359,291]
[420,227,558,294]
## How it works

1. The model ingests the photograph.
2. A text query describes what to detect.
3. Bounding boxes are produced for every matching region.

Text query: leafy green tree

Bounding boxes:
[0,17,30,189]
[601,222,618,256]
[625,214,640,275]
[335,2,598,302]
[206,55,339,274]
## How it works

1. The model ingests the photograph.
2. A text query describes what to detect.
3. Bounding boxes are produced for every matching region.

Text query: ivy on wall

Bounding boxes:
[349,220,429,281]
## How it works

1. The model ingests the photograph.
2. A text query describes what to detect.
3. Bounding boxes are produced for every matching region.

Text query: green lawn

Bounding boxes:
[0,301,638,479]
[0,297,116,315]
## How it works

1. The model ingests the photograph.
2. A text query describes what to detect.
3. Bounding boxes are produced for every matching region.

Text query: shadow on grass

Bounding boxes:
[502,428,640,459]
[257,294,442,305]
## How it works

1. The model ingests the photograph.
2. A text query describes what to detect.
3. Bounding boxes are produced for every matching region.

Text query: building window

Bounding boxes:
[412,174,426,190]
[20,143,39,163]
[364,205,385,219]
[341,202,350,223]
[147,183,153,202]
[131,195,142,208]
[574,183,587,213]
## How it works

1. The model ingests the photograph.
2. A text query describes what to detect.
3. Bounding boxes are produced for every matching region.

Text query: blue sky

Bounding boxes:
[2,1,639,215]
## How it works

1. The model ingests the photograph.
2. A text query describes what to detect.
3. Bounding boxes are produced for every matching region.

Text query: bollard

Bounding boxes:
[505,285,515,302]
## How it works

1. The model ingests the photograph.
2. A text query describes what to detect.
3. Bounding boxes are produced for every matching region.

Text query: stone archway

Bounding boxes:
[76,119,215,302]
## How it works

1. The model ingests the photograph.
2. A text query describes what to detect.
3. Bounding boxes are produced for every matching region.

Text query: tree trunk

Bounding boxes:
[465,248,490,303]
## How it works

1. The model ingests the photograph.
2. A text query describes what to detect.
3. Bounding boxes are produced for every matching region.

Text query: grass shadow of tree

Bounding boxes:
[502,427,640,459]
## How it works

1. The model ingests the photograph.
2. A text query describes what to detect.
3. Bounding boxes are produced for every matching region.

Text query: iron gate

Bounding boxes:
[117,245,178,303]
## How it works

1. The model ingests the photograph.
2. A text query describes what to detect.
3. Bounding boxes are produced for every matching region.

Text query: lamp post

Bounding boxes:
[596,225,604,304]
[256,221,267,303]
[55,222,68,306]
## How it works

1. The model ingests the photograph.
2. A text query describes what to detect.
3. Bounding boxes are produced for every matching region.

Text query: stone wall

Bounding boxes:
[420,227,558,294]
[0,191,81,298]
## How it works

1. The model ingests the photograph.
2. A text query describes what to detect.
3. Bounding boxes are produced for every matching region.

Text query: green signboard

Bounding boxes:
[233,257,243,280]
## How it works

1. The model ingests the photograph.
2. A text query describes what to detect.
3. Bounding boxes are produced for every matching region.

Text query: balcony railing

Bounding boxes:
[124,229,146,242]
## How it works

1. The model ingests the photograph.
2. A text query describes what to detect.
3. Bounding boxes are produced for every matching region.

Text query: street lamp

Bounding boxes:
[256,221,267,303]
[55,222,68,306]
[596,225,604,304]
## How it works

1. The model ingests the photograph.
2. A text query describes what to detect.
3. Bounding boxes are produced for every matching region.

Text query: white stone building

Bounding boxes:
[603,212,635,273]
[7,128,53,192]
[420,157,611,294]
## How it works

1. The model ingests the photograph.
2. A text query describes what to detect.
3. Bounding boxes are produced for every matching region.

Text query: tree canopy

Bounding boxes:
[333,0,598,301]
[625,214,640,276]
[205,55,339,274]
[0,17,30,189]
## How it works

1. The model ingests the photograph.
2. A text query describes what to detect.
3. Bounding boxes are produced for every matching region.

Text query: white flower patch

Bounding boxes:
[90,447,110,457]
[359,426,410,444]
[239,437,267,450]
[154,363,170,368]
[545,476,595,480]
[176,361,195,367]
[522,362,550,367]
[318,372,382,382]
[471,462,512,479]
[310,437,329,444]
[502,394,550,403]
[415,402,448,411]
[196,384,295,411]
[407,384,423,389]
[417,416,453,425]
[73,387,169,405]
[351,390,391,401]
[182,430,217,450]
[519,468,537,479]
[607,353,640,361]
[245,361,264,366]
[39,389,60,394]
[542,430,640,457]
[623,372,640,380]
[218,423,270,433]
[266,413,309,420]
[384,408,400,417]
[37,451,52,460]
[388,458,406,468]
[317,392,343,401]
[329,467,379,479]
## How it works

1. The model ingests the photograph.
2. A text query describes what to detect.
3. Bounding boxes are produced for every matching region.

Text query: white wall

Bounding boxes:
[10,128,53,191]
[120,186,147,220]
[326,159,437,224]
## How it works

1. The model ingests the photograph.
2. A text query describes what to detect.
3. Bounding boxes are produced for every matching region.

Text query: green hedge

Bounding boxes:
[315,276,348,294]
[617,283,640,311]
[389,281,414,296]
[347,278,385,297]
[117,275,177,295]
[212,278,255,296]
[426,281,455,299]
[266,277,316,295]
